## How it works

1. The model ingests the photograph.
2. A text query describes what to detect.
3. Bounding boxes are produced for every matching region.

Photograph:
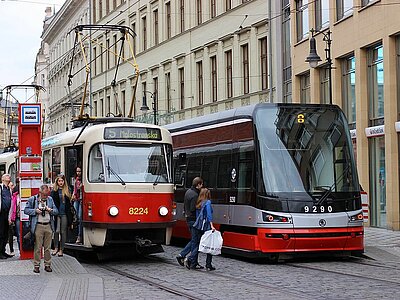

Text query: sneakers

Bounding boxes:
[33,266,40,273]
[176,255,185,266]
[206,265,216,271]
[44,266,53,272]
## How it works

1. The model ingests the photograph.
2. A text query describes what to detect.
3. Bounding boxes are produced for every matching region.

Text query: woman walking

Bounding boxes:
[7,181,20,255]
[187,188,216,271]
[51,175,73,256]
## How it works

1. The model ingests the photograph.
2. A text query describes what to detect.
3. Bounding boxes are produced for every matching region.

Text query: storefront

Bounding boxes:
[365,125,386,228]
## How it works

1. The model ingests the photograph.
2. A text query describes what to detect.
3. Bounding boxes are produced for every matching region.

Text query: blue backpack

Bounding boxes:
[193,200,211,231]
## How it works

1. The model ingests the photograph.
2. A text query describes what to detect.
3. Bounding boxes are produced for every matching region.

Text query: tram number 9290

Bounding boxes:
[304,205,333,213]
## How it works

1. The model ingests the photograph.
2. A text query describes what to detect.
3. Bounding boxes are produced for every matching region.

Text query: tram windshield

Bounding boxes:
[88,143,173,183]
[254,106,359,195]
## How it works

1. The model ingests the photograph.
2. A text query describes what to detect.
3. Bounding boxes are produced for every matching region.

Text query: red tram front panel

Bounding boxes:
[83,192,175,225]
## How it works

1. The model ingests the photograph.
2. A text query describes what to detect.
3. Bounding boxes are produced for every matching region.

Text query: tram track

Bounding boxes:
[98,264,204,300]
[286,261,400,286]
[143,256,314,299]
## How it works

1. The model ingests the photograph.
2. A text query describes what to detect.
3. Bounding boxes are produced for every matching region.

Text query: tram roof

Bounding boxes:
[42,121,170,148]
[165,103,341,133]
[0,150,18,161]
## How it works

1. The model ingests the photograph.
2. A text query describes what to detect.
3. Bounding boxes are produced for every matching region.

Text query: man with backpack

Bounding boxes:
[176,177,203,269]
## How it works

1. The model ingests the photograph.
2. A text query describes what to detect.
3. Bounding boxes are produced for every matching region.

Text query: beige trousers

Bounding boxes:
[34,223,52,267]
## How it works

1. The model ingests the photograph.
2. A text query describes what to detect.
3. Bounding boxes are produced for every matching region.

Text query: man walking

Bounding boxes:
[24,184,58,273]
[0,174,13,259]
[176,177,203,268]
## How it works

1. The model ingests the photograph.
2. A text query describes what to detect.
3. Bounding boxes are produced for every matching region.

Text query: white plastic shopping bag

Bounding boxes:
[199,230,223,255]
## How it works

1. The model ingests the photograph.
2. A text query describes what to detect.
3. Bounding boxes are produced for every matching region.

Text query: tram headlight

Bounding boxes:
[159,206,169,216]
[109,206,119,217]
[349,212,363,222]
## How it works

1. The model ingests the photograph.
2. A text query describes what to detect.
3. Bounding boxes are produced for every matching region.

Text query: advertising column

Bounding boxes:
[18,104,42,260]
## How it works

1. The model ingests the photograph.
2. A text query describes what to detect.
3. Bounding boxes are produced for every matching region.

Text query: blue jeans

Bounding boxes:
[73,201,83,238]
[179,220,195,257]
[188,227,203,268]
[14,218,20,251]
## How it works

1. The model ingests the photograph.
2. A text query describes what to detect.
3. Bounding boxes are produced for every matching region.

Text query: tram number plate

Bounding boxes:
[129,207,149,215]
[304,205,333,213]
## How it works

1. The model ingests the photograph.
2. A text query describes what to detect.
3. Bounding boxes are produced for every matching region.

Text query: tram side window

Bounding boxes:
[217,155,231,188]
[43,150,52,184]
[173,153,187,187]
[52,147,61,183]
[202,157,217,188]
[88,144,104,182]
[186,156,202,188]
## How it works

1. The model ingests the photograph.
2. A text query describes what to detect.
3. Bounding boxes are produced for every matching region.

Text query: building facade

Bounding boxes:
[41,0,90,135]
[290,0,400,230]
[90,0,278,124]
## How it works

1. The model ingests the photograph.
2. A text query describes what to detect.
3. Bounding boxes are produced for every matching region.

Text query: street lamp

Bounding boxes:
[140,91,157,125]
[305,28,333,105]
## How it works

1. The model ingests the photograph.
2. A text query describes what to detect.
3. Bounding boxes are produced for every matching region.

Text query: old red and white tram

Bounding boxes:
[41,118,175,254]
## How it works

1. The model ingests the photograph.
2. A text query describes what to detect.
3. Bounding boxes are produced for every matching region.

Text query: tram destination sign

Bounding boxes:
[104,127,162,141]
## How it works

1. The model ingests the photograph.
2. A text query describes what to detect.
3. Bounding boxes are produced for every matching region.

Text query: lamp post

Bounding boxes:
[305,28,333,105]
[140,91,157,125]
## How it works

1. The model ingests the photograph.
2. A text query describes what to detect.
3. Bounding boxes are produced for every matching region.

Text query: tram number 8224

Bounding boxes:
[304,205,333,213]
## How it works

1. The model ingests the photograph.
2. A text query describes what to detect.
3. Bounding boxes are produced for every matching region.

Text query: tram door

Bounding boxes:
[65,146,83,243]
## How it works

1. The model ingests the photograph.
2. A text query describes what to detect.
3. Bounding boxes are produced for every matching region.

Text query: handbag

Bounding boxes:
[199,230,223,255]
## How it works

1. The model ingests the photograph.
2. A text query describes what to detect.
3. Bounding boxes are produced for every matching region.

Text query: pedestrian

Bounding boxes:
[187,188,216,271]
[72,167,83,244]
[9,181,21,254]
[176,177,204,269]
[7,181,19,256]
[24,184,58,273]
[51,174,73,257]
[0,174,13,259]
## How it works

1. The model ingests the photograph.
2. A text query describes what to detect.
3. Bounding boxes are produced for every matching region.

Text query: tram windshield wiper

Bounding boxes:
[106,159,126,185]
[316,165,351,206]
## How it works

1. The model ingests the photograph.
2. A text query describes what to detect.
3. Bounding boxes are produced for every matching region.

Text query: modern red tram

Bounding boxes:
[41,118,175,255]
[166,103,364,259]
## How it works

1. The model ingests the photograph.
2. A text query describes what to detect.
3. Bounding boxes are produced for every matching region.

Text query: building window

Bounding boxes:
[300,72,310,103]
[94,100,98,117]
[93,47,97,75]
[210,0,216,18]
[121,90,126,116]
[166,2,171,39]
[211,56,217,102]
[336,0,353,20]
[106,95,111,115]
[100,98,104,117]
[142,17,147,51]
[142,82,147,109]
[179,68,185,109]
[106,0,109,14]
[100,43,104,73]
[106,39,110,69]
[242,44,249,94]
[153,77,158,117]
[225,0,231,11]
[368,45,384,125]
[296,0,309,42]
[154,10,159,45]
[315,0,329,30]
[283,0,292,102]
[92,0,96,22]
[342,56,356,127]
[260,38,267,90]
[131,22,136,55]
[113,35,117,67]
[99,0,103,19]
[197,0,202,25]
[180,0,185,33]
[197,61,203,105]
[166,72,171,112]
[226,50,233,98]
[320,67,330,104]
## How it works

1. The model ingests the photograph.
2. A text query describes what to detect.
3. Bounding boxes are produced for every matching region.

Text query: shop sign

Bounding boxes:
[365,125,385,138]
